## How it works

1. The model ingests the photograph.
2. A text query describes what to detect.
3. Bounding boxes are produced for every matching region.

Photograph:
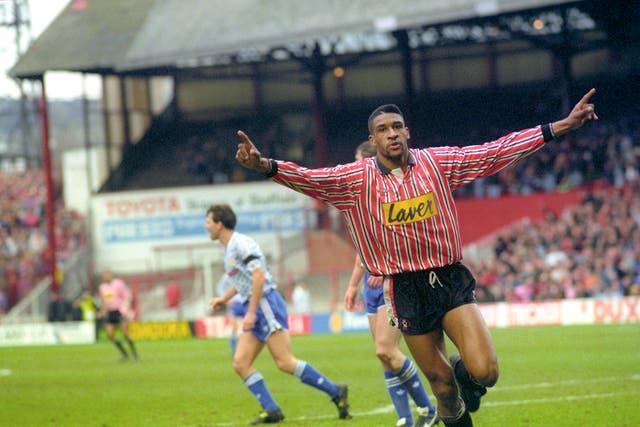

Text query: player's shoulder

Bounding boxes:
[231,231,254,246]
[230,232,258,252]
[409,147,432,156]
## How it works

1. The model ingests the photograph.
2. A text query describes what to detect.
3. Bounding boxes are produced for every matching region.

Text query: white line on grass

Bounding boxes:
[210,375,640,426]
[482,391,639,408]
[493,373,640,392]
[0,368,12,376]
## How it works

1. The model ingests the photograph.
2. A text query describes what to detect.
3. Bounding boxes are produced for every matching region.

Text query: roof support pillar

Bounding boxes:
[82,74,94,194]
[252,63,271,157]
[119,76,132,151]
[394,30,415,129]
[310,44,329,229]
[310,43,328,168]
[487,41,498,90]
[419,47,430,93]
[554,8,574,115]
[38,76,58,290]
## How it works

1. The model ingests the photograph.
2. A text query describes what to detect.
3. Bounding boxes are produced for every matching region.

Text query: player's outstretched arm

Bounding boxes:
[551,88,598,137]
[234,130,363,210]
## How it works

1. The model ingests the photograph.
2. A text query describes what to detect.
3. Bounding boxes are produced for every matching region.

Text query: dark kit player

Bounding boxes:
[234,89,598,426]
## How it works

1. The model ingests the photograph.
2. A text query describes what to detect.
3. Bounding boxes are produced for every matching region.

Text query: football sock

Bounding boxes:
[453,358,483,388]
[113,339,128,358]
[124,336,138,359]
[443,411,473,427]
[293,360,339,398]
[384,370,413,425]
[244,371,279,411]
[397,358,436,413]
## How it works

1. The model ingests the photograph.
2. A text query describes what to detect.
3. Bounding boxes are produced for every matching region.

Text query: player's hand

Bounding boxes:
[236,131,267,171]
[367,275,384,288]
[242,311,256,331]
[555,88,598,136]
[209,297,225,311]
[343,285,359,311]
[567,88,598,127]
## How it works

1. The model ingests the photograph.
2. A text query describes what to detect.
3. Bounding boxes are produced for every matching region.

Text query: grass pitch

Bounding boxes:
[1,323,639,426]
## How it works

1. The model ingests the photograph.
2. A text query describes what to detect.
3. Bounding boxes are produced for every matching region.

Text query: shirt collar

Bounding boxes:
[374,151,416,175]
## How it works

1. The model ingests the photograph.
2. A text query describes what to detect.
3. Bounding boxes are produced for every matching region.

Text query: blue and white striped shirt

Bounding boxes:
[223,232,276,299]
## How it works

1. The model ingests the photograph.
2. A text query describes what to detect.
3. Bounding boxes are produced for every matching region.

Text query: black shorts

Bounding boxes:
[106,310,123,324]
[385,262,476,335]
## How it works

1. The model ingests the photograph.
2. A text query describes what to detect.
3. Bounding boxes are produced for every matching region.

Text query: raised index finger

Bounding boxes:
[577,88,596,106]
[237,130,255,148]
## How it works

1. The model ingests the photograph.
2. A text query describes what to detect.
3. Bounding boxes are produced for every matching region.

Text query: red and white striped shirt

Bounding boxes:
[272,126,549,275]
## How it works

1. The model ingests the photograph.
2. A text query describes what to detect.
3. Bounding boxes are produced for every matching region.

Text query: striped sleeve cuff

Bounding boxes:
[264,159,278,178]
[541,123,555,142]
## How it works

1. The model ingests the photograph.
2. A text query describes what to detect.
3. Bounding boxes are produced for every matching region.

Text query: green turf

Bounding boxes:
[1,323,639,426]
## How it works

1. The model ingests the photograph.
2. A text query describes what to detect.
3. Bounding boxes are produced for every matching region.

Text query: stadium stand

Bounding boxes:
[3,0,639,320]
[0,169,86,310]
[93,78,639,202]
[468,183,640,303]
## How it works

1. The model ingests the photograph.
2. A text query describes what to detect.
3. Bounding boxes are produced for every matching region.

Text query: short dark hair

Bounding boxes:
[368,104,404,133]
[207,204,237,230]
[356,141,377,158]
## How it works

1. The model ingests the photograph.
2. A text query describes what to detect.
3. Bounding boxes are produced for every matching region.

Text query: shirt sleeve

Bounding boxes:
[429,126,547,191]
[270,161,364,210]
[235,238,262,273]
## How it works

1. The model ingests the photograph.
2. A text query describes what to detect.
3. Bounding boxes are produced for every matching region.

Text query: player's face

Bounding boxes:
[205,213,222,241]
[368,113,410,162]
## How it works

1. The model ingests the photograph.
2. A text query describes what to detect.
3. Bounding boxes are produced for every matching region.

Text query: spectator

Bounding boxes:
[291,282,311,314]
[48,290,73,322]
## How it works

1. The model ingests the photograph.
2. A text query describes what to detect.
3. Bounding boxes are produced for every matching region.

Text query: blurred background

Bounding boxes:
[0,0,638,342]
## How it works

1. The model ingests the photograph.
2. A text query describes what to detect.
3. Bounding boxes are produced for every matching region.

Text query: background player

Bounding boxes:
[345,142,437,427]
[206,204,351,424]
[216,273,246,355]
[97,270,138,362]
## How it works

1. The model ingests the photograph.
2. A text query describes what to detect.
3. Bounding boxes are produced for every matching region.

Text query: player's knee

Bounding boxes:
[273,357,296,374]
[473,359,499,387]
[374,348,393,367]
[232,357,250,376]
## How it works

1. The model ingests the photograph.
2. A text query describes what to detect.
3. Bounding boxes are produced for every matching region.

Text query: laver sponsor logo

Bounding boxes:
[382,193,437,225]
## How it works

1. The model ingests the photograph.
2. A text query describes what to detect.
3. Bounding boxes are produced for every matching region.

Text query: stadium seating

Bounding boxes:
[0,169,86,311]
[467,183,640,302]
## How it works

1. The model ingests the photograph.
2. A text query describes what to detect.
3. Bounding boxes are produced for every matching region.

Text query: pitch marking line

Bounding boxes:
[211,375,640,426]
[0,368,12,376]
[493,373,640,392]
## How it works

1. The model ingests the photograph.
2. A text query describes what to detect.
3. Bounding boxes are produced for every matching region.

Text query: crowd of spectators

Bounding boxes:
[175,117,314,186]
[179,131,250,185]
[0,169,86,314]
[453,116,640,198]
[468,184,640,303]
[171,111,639,201]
